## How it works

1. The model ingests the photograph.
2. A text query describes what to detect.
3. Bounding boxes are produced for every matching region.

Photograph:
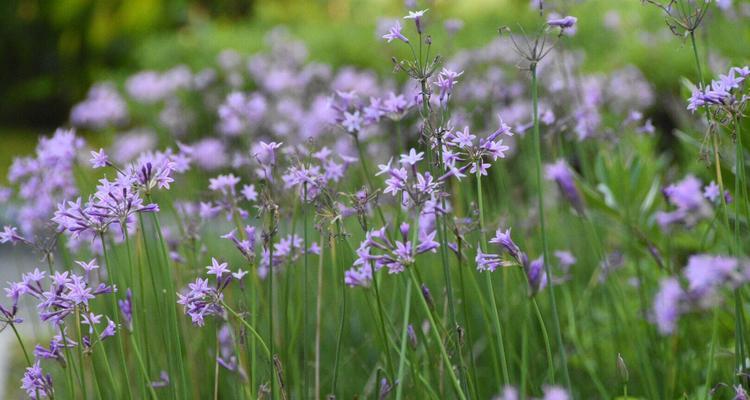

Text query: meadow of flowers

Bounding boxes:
[1,0,749,398]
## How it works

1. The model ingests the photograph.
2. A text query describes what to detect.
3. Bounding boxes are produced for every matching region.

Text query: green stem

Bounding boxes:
[10,323,31,366]
[408,268,467,400]
[314,234,325,400]
[146,206,189,398]
[303,184,309,397]
[331,223,347,394]
[476,169,511,386]
[223,301,272,358]
[267,210,279,400]
[531,64,571,389]
[354,134,389,228]
[100,234,134,399]
[532,298,555,384]
[394,281,413,400]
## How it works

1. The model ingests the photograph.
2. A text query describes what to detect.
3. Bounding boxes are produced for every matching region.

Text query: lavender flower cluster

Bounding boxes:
[1,1,749,398]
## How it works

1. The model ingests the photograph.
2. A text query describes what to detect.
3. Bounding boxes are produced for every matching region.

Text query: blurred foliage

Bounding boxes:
[0,0,262,130]
[1,0,749,132]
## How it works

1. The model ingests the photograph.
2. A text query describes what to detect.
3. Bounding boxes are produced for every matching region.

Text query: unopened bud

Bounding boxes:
[617,353,629,383]
[407,324,418,350]
[421,284,434,310]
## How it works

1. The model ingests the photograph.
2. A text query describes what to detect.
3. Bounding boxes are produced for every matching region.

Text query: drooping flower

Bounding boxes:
[547,16,578,29]
[382,21,409,44]
[0,226,27,245]
[484,227,555,295]
[545,159,584,214]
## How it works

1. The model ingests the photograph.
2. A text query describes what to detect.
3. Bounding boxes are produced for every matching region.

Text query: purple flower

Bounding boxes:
[547,16,577,29]
[75,259,99,273]
[542,385,570,400]
[119,288,133,330]
[70,83,128,129]
[554,250,576,273]
[475,249,506,272]
[703,181,720,202]
[65,275,95,306]
[527,257,548,294]
[81,312,102,334]
[90,149,109,169]
[348,223,440,276]
[545,159,584,213]
[150,371,170,389]
[132,156,176,191]
[442,122,512,179]
[241,184,258,202]
[218,91,267,136]
[656,175,713,230]
[653,277,683,335]
[206,257,230,278]
[434,69,463,105]
[342,111,363,133]
[252,141,283,173]
[100,318,117,340]
[53,177,159,238]
[21,361,54,398]
[382,21,409,43]
[684,255,742,300]
[400,148,424,166]
[209,174,241,195]
[0,226,26,245]
[177,277,225,327]
[404,9,428,34]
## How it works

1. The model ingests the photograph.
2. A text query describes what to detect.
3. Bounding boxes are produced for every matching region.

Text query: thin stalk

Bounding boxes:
[733,116,749,381]
[145,206,189,399]
[90,317,122,397]
[436,141,465,392]
[532,298,555,384]
[476,169,510,386]
[130,335,159,399]
[456,241,480,398]
[223,300,272,358]
[214,326,221,400]
[315,235,325,400]
[331,223,347,393]
[353,134,389,228]
[58,326,76,399]
[303,184,310,398]
[531,64,571,389]
[267,210,279,400]
[394,280,413,400]
[100,234,134,399]
[704,308,720,400]
[10,323,31,366]
[371,254,396,378]
[689,31,738,391]
[408,267,467,400]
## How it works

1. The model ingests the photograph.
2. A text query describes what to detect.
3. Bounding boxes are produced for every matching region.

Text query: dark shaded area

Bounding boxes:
[0,0,256,131]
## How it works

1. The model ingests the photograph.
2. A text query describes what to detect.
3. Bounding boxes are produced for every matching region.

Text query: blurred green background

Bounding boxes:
[1,0,748,163]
